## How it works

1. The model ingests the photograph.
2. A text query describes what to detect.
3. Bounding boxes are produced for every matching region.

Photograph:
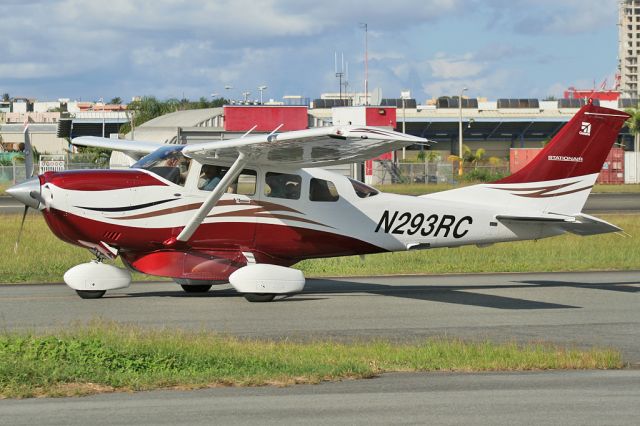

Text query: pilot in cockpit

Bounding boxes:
[198,165,224,191]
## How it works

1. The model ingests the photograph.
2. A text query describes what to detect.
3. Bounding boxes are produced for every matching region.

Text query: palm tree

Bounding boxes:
[625,107,640,153]
[462,145,486,169]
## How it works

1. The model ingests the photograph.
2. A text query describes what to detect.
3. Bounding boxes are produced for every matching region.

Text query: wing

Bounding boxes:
[181,126,429,167]
[71,136,165,160]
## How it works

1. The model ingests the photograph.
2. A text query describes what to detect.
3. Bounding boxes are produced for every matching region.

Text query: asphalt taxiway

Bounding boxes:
[1,370,639,426]
[1,271,639,424]
[1,271,639,362]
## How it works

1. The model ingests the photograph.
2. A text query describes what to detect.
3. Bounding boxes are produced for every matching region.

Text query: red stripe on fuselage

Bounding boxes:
[42,169,168,191]
[41,208,385,272]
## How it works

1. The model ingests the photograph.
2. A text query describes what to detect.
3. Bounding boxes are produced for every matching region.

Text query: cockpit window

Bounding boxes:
[133,145,191,186]
[349,178,379,198]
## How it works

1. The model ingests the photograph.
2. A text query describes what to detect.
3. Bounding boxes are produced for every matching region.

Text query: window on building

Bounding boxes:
[265,172,301,199]
[309,178,339,202]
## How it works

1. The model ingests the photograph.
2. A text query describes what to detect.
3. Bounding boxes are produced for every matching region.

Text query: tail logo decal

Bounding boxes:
[489,181,593,198]
[579,122,591,136]
[548,155,584,163]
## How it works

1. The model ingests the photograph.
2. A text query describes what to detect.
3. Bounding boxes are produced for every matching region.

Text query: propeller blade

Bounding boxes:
[23,120,34,179]
[14,205,29,254]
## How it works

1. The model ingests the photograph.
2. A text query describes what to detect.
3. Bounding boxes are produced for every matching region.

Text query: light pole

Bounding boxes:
[400,90,410,160]
[224,85,233,104]
[242,91,251,104]
[359,23,368,105]
[257,85,267,104]
[458,87,468,176]
[99,97,105,138]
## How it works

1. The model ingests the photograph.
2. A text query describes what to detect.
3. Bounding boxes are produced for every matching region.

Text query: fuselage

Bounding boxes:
[34,161,562,281]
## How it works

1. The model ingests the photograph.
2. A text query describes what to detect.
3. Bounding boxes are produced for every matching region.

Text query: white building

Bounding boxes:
[619,0,640,97]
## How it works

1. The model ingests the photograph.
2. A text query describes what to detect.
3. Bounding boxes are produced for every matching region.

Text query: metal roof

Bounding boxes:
[139,108,223,128]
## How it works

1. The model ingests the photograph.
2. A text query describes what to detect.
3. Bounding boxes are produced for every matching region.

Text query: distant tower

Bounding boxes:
[619,0,640,98]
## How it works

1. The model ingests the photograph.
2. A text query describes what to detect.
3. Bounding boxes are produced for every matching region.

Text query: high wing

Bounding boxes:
[181,126,429,167]
[71,136,165,160]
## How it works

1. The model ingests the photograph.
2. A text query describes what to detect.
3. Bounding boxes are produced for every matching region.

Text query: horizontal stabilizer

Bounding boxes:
[558,213,622,236]
[496,213,620,236]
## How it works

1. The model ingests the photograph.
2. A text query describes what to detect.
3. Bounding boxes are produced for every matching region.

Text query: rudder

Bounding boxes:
[496,101,629,184]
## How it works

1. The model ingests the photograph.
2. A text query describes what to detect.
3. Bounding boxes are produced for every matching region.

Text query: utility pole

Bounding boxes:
[458,87,468,176]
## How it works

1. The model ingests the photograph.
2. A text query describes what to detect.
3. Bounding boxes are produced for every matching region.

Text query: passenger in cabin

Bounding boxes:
[199,165,224,191]
[266,172,300,199]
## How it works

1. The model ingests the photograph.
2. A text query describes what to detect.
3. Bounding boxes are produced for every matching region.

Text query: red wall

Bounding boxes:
[509,147,625,183]
[365,107,396,127]
[224,106,308,132]
[563,90,620,102]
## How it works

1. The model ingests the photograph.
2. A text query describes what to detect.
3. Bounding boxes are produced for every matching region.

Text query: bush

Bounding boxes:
[462,168,508,182]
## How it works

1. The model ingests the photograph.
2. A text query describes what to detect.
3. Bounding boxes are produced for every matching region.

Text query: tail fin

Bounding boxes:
[496,100,629,184]
[424,101,629,216]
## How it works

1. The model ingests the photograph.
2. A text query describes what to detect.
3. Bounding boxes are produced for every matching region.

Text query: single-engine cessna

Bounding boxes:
[7,101,629,301]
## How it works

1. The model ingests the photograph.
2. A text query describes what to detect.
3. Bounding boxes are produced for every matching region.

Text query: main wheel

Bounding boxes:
[243,293,276,303]
[76,290,106,299]
[180,284,212,293]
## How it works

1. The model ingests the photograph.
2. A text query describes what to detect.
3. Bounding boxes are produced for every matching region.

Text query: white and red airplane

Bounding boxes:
[7,101,629,301]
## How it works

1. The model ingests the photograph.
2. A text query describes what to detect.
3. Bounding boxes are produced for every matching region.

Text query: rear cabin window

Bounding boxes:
[265,172,301,199]
[349,178,379,198]
[309,178,339,202]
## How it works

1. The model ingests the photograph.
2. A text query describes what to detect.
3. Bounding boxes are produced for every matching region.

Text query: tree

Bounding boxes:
[625,107,640,153]
[1,93,9,102]
[462,145,486,168]
[109,97,122,105]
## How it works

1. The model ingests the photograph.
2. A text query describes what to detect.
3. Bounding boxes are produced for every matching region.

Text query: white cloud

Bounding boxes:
[429,53,486,79]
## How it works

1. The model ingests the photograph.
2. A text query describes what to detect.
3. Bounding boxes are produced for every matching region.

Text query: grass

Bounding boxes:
[375,182,640,196]
[301,213,640,276]
[0,323,623,398]
[0,214,158,283]
[1,214,639,283]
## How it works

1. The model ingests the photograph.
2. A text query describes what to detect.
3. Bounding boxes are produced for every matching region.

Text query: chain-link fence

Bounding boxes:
[1,161,108,185]
[368,161,509,185]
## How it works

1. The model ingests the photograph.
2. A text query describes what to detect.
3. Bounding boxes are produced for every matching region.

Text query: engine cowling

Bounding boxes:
[229,264,305,294]
[63,261,132,291]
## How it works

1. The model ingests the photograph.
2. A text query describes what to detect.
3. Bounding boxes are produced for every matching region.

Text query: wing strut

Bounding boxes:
[174,152,248,244]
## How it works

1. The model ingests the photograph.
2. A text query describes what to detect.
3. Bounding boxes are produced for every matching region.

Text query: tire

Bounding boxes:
[243,293,276,303]
[76,290,106,299]
[180,284,212,293]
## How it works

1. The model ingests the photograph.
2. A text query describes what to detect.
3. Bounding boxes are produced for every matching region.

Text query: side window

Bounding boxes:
[309,178,339,202]
[265,172,301,200]
[198,165,226,191]
[229,169,257,195]
[349,178,379,198]
[198,166,257,195]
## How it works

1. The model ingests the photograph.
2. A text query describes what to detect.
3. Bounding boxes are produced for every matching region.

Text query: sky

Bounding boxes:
[0,0,621,103]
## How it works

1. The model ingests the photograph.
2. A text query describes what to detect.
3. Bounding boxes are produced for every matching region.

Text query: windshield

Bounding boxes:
[133,145,191,186]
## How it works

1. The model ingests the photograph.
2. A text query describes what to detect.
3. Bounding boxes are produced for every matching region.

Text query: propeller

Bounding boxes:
[12,119,36,253]
[14,206,29,254]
